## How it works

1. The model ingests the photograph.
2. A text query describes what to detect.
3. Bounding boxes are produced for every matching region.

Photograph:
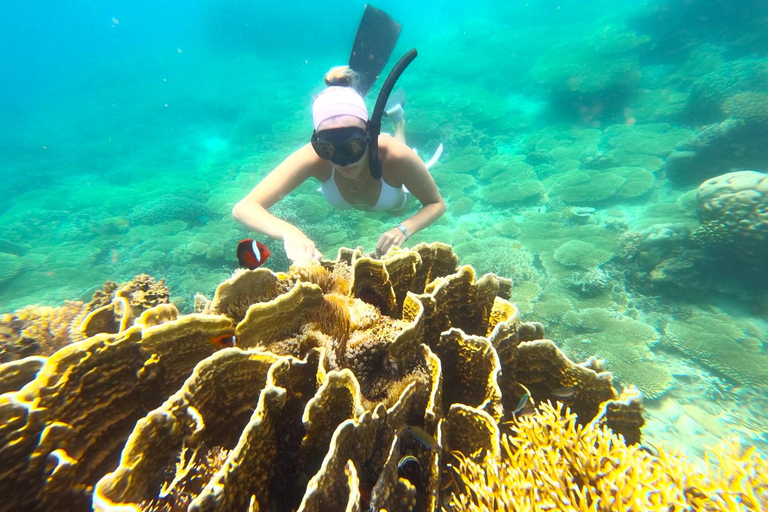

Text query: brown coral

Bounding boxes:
[0,275,170,366]
[0,301,86,363]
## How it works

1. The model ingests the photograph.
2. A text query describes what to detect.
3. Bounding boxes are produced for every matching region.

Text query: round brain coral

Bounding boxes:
[694,170,768,251]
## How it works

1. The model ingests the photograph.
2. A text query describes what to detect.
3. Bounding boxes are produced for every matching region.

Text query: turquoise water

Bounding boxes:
[1,0,767,458]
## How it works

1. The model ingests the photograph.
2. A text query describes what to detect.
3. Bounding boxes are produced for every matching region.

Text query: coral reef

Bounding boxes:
[665,311,768,387]
[0,302,87,364]
[665,119,768,185]
[620,222,704,295]
[561,307,671,399]
[566,267,611,295]
[478,155,545,206]
[446,401,768,511]
[548,169,625,204]
[531,25,647,121]
[454,237,542,285]
[0,243,645,512]
[128,195,222,227]
[554,240,613,269]
[0,252,22,285]
[723,91,768,124]
[546,165,656,205]
[683,58,768,123]
[603,123,694,158]
[0,275,171,367]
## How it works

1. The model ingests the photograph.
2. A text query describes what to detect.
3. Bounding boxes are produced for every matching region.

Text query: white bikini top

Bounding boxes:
[319,168,408,212]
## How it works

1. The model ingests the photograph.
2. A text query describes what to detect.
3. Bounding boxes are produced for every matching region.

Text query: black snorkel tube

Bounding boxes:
[367,49,418,180]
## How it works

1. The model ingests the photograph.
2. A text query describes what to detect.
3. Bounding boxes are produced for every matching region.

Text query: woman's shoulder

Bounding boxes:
[378,134,417,165]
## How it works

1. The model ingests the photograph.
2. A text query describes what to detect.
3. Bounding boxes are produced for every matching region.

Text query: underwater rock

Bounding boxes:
[0,243,650,511]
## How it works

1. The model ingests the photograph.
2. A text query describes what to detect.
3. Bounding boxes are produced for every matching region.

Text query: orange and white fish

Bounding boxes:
[210,334,237,348]
[237,239,270,269]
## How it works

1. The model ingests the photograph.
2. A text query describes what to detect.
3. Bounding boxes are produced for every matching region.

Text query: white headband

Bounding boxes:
[312,86,369,130]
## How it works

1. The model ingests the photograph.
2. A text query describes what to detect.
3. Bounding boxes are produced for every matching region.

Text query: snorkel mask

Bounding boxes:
[311,126,370,167]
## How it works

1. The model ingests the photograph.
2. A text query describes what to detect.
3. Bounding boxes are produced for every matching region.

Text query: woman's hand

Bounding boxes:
[376,227,408,257]
[283,229,322,264]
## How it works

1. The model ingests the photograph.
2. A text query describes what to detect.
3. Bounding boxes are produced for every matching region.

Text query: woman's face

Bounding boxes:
[333,146,368,178]
[316,115,369,178]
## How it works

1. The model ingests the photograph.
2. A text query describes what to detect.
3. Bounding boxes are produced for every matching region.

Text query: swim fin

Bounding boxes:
[384,88,406,122]
[348,5,402,97]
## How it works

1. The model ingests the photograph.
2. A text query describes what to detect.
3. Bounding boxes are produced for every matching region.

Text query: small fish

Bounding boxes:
[638,443,659,457]
[211,334,237,348]
[551,387,575,399]
[513,392,531,416]
[237,239,270,269]
[398,455,419,470]
[404,425,441,452]
[514,408,536,419]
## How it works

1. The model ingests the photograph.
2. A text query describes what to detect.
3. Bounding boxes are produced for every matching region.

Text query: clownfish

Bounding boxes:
[210,334,237,347]
[237,239,270,269]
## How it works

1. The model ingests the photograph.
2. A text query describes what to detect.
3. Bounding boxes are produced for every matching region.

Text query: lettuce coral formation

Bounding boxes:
[0,243,649,512]
[561,307,672,399]
[554,240,614,269]
[547,166,656,205]
[665,312,768,387]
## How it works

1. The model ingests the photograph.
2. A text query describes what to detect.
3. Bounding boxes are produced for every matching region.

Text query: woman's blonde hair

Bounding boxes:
[324,65,360,90]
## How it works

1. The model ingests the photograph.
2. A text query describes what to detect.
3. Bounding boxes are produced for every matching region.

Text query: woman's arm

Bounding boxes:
[232,144,324,262]
[376,139,447,255]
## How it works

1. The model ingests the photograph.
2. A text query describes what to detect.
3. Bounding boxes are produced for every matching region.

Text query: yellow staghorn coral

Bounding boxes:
[444,401,768,512]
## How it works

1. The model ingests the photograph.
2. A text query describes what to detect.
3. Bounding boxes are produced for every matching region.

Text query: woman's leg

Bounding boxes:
[393,119,406,144]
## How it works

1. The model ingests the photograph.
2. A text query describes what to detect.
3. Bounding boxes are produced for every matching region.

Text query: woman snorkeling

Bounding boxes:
[232,65,446,265]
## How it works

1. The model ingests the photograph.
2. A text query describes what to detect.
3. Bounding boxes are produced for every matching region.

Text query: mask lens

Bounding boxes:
[311,127,368,166]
